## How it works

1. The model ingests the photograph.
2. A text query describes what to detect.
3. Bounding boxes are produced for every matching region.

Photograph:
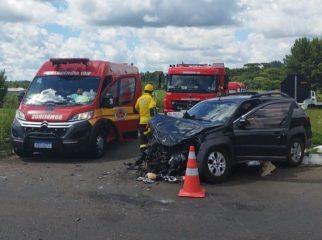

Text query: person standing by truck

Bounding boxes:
[132,84,157,166]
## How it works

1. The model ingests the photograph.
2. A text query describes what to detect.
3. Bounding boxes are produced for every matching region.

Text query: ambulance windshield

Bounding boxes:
[24,76,99,106]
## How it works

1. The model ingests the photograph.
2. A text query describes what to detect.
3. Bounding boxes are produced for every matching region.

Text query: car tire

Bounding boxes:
[286,137,304,167]
[199,147,231,183]
[14,148,33,158]
[90,130,106,158]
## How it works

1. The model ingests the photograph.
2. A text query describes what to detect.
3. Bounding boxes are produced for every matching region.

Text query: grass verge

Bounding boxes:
[0,108,16,156]
[306,109,322,145]
[154,89,165,112]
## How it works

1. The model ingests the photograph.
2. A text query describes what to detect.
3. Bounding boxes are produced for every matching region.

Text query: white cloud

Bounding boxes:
[239,33,296,64]
[59,0,240,28]
[0,0,57,23]
[238,0,322,37]
[0,0,322,81]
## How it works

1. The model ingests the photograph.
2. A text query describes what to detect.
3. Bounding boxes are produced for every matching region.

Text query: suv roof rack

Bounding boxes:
[251,91,290,99]
[50,58,90,65]
[227,91,258,96]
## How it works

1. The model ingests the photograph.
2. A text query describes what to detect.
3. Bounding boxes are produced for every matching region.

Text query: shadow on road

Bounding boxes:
[8,139,322,186]
[19,139,140,164]
[215,163,322,187]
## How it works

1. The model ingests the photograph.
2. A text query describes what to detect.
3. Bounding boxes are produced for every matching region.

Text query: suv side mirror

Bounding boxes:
[237,116,248,129]
[101,93,114,108]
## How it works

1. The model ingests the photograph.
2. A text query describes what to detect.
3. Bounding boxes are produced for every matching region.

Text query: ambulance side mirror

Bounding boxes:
[101,93,114,108]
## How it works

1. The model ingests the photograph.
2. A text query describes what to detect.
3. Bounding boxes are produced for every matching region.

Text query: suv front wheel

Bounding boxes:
[286,138,304,167]
[199,147,231,183]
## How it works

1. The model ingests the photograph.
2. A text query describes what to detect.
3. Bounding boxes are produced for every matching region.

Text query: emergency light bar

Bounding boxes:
[170,63,225,68]
[50,58,90,65]
[176,64,209,67]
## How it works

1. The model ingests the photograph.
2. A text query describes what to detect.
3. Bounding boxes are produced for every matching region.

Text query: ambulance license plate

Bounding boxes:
[34,141,52,149]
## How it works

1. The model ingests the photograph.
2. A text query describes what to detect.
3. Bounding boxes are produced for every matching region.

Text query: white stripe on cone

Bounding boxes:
[188,151,196,159]
[185,168,199,176]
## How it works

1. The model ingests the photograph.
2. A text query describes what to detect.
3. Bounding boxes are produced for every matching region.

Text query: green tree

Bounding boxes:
[227,61,286,90]
[284,37,322,90]
[0,69,8,106]
[141,71,165,90]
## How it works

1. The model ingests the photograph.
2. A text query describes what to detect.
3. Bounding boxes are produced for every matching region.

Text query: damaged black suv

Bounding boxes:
[147,92,312,183]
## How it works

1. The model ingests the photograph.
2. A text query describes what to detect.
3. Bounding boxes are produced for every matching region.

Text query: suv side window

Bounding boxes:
[234,100,259,120]
[245,102,291,129]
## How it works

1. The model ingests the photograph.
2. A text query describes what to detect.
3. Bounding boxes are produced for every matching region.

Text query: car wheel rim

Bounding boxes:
[207,151,226,176]
[290,142,302,162]
[96,135,104,154]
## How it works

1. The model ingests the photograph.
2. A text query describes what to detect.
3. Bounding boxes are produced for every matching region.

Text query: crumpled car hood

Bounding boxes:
[149,114,218,146]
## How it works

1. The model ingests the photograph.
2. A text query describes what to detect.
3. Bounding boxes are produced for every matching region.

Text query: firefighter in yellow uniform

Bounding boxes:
[133,84,157,166]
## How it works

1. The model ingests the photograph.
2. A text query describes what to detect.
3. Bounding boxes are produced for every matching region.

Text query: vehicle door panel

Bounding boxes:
[101,76,139,133]
[233,101,292,160]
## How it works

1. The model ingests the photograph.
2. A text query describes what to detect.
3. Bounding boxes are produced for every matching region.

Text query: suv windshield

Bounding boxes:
[184,100,238,124]
[24,76,99,106]
[167,74,217,93]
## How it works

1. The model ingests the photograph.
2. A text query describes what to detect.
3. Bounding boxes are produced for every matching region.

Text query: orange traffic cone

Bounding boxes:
[178,146,206,198]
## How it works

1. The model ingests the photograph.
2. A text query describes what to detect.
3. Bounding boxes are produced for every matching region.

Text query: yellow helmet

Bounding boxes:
[144,84,154,92]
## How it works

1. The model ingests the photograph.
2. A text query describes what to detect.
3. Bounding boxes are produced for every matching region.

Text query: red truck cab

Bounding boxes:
[163,63,228,117]
[228,81,246,93]
[11,58,141,158]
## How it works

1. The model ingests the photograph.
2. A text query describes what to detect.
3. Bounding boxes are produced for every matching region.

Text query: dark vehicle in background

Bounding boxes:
[147,92,312,183]
[281,73,322,109]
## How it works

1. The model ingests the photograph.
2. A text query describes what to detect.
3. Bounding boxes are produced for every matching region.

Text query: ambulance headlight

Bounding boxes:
[69,111,94,121]
[16,109,26,120]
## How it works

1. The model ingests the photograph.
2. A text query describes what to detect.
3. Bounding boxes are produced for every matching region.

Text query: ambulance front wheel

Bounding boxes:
[90,130,106,158]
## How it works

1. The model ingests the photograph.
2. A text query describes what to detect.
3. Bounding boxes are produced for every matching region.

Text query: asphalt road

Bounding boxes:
[1,139,322,240]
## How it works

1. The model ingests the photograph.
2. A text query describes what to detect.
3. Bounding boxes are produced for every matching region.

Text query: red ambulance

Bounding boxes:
[11,58,141,158]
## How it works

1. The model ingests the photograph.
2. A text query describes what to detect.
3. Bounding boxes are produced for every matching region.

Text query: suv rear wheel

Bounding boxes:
[286,138,304,167]
[199,147,231,183]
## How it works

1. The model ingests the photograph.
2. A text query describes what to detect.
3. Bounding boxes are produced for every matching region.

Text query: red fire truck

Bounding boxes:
[163,63,228,117]
[11,58,141,158]
[228,81,246,93]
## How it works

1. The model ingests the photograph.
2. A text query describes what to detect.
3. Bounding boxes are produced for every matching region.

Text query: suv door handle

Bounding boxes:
[273,131,285,138]
[273,131,281,138]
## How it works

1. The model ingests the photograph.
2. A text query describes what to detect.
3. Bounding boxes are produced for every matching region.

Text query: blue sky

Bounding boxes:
[0,0,321,80]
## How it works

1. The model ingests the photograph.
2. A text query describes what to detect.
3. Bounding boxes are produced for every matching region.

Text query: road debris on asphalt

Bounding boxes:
[125,138,188,183]
[0,176,8,180]
[134,172,181,184]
